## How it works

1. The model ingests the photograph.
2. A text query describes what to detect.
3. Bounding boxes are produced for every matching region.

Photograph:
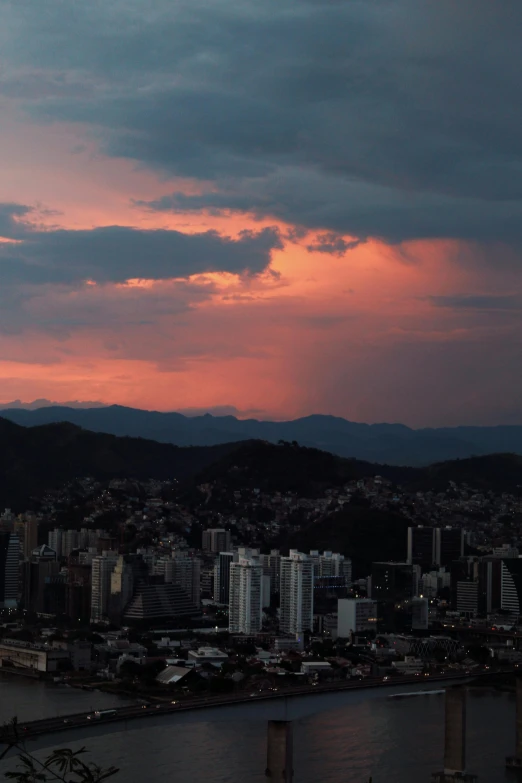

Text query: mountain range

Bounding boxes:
[2,404,522,465]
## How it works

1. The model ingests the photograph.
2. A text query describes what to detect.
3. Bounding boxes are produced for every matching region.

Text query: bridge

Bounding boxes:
[2,670,518,782]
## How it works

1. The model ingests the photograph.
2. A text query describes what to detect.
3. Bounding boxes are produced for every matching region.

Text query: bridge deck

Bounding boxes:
[0,671,498,753]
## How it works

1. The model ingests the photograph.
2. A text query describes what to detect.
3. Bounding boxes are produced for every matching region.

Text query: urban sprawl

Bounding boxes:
[0,471,521,698]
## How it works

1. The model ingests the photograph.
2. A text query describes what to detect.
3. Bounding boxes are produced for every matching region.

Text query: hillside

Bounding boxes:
[0,416,520,518]
[3,405,522,466]
[195,440,417,495]
[0,417,244,510]
[286,504,410,577]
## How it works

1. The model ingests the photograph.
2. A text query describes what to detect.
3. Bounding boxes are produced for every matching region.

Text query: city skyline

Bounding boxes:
[0,2,521,427]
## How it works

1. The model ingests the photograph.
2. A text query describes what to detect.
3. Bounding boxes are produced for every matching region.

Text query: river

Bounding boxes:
[0,677,515,782]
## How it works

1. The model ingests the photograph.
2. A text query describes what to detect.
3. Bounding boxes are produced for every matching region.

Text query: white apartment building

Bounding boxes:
[318,551,352,584]
[279,551,314,636]
[228,557,263,634]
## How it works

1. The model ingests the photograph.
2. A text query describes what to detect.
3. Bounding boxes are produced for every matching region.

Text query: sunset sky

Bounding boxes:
[0,0,521,426]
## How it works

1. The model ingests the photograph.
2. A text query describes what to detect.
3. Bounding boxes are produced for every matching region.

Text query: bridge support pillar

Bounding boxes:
[266,720,293,782]
[432,687,477,782]
[506,678,522,775]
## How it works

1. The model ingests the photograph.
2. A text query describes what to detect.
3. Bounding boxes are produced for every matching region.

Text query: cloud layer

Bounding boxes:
[3,0,522,244]
[0,0,520,425]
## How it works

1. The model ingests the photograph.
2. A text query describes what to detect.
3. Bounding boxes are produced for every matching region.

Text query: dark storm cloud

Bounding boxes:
[3,0,522,245]
[429,295,522,311]
[0,208,282,284]
[0,203,34,238]
[306,233,362,257]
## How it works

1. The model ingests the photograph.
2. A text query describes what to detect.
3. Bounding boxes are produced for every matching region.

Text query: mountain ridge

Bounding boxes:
[2,404,522,465]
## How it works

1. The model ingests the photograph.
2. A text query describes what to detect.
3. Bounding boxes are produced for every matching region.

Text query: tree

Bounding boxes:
[1,719,118,783]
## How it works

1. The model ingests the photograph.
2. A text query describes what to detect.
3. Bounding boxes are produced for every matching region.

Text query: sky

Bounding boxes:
[0,0,521,427]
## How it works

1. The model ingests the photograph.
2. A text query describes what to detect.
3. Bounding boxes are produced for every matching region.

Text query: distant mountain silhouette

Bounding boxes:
[0,399,107,410]
[3,404,522,465]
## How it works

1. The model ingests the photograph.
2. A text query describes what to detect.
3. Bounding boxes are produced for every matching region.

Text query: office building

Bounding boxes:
[501,559,522,615]
[478,558,502,615]
[24,556,60,614]
[23,515,39,560]
[337,598,377,637]
[123,579,199,626]
[456,581,479,616]
[435,527,465,567]
[280,550,314,636]
[411,596,429,629]
[202,529,231,553]
[449,557,479,609]
[229,557,263,634]
[48,529,64,559]
[407,526,436,569]
[371,562,417,604]
[90,553,118,623]
[66,557,92,624]
[0,532,19,609]
[407,526,465,568]
[213,552,234,604]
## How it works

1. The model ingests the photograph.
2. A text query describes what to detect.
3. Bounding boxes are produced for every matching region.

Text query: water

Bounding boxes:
[0,678,516,782]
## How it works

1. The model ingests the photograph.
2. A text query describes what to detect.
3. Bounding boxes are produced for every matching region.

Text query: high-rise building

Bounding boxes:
[478,557,502,615]
[435,527,465,567]
[318,551,352,584]
[449,557,478,609]
[260,550,281,595]
[202,529,231,553]
[24,554,60,614]
[229,557,263,634]
[66,556,92,624]
[279,550,314,636]
[63,530,80,558]
[411,596,429,629]
[407,526,436,569]
[456,581,479,616]
[0,532,19,609]
[109,556,135,622]
[48,529,64,559]
[501,559,522,615]
[23,515,39,560]
[371,562,417,603]
[407,526,465,569]
[337,598,377,637]
[213,552,234,604]
[90,553,118,623]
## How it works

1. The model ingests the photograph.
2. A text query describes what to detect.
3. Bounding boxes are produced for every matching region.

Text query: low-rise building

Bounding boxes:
[187,647,228,667]
[0,639,70,673]
[301,660,332,675]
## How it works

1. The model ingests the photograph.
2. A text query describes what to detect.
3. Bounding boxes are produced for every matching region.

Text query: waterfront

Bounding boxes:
[0,679,516,782]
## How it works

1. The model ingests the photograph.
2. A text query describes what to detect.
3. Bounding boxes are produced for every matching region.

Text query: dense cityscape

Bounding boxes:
[0,450,521,702]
